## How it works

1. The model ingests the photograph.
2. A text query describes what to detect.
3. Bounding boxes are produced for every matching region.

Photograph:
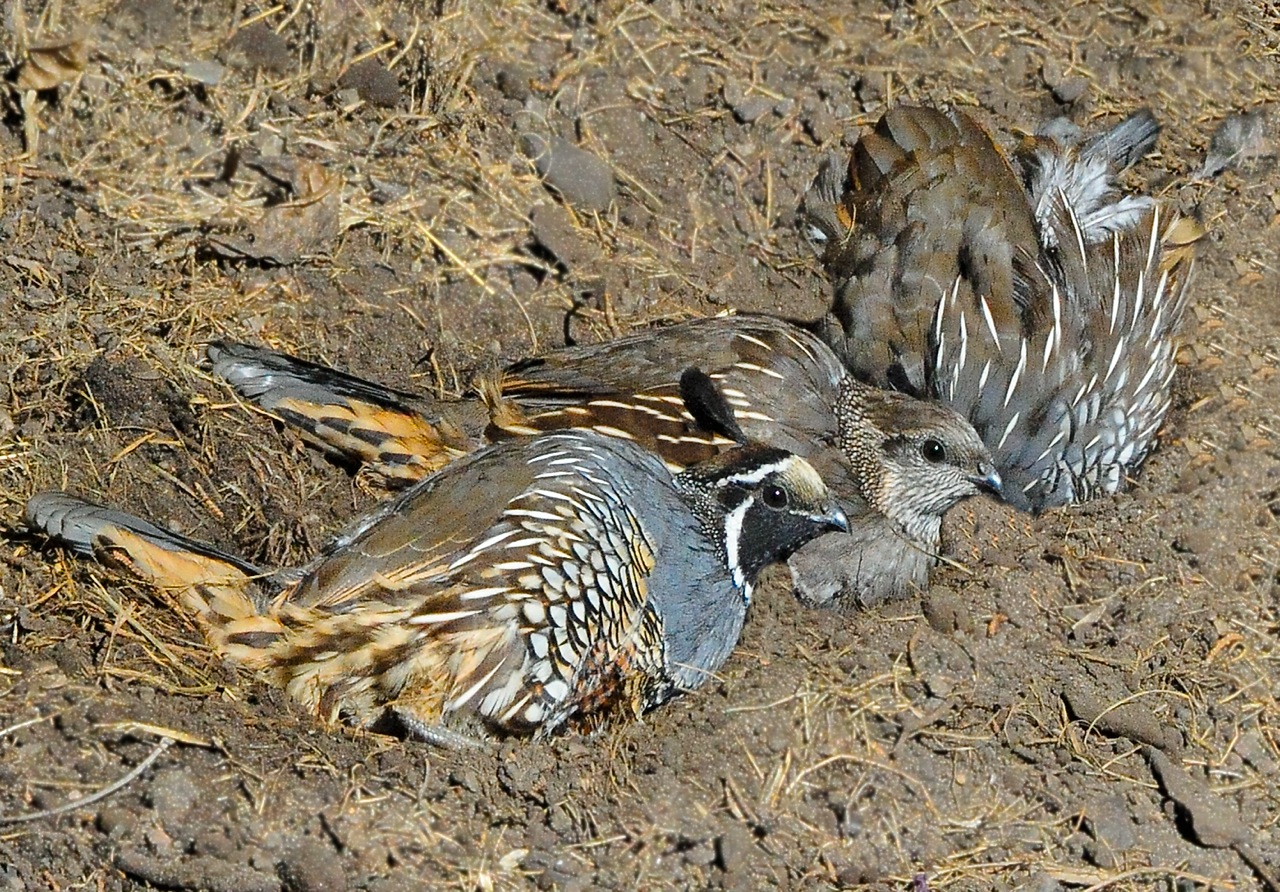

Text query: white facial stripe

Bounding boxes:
[717,457,795,487]
[722,499,750,591]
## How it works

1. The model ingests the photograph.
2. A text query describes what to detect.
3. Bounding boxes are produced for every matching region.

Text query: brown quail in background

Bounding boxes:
[208,315,1001,608]
[801,105,1203,512]
[25,372,848,742]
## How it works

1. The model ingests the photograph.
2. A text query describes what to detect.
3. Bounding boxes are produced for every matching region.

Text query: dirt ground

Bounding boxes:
[1,1,1278,889]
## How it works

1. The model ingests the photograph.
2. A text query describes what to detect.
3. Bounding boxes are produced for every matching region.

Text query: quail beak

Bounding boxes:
[814,506,850,534]
[969,464,1004,496]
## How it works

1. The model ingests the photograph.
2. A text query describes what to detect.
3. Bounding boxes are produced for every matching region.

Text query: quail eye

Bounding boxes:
[920,439,947,464]
[762,485,789,509]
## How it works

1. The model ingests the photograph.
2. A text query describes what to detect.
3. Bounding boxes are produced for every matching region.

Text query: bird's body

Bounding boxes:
[209,316,1000,608]
[27,426,846,740]
[801,105,1202,511]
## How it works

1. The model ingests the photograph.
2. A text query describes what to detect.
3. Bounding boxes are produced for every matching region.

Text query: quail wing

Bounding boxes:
[497,314,848,465]
[268,431,714,735]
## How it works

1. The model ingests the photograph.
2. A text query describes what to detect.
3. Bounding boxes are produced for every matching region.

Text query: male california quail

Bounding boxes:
[208,315,1001,607]
[25,371,848,741]
[801,105,1203,512]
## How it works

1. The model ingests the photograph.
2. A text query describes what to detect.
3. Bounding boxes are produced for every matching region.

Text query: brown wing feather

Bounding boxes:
[259,434,671,734]
[495,316,846,468]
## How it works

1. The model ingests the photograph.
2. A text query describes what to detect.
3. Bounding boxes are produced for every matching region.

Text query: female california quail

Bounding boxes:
[208,314,1001,608]
[800,105,1203,512]
[25,373,848,741]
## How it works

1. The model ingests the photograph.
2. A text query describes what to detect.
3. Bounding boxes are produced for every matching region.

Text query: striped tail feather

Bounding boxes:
[930,202,1202,511]
[23,491,450,732]
[206,340,475,487]
[24,492,286,670]
[1022,109,1160,251]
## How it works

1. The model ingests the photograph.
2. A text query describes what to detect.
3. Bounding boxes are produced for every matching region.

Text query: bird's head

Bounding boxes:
[676,444,850,595]
[674,368,848,595]
[837,380,1001,543]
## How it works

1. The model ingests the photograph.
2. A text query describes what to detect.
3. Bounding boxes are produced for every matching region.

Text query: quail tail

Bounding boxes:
[803,104,1202,512]
[24,492,284,671]
[206,340,472,487]
[1081,107,1160,172]
[1022,108,1161,248]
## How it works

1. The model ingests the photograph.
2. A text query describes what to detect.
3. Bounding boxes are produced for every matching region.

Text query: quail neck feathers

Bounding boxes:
[209,316,999,608]
[801,105,1202,512]
[26,428,845,740]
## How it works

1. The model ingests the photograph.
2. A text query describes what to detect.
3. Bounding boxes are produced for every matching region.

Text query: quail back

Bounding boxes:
[801,105,1203,511]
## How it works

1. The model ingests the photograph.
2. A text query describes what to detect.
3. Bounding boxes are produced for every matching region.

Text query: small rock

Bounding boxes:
[144,823,176,856]
[278,837,346,892]
[183,60,225,86]
[339,58,400,108]
[1040,58,1064,93]
[715,823,754,873]
[530,203,598,268]
[682,840,717,866]
[0,863,23,892]
[368,176,408,205]
[519,134,615,212]
[722,77,746,107]
[682,66,711,110]
[1083,793,1137,850]
[525,850,582,892]
[1171,527,1215,559]
[922,587,975,634]
[1051,77,1088,105]
[731,95,773,123]
[495,63,532,101]
[857,71,887,110]
[18,285,58,309]
[448,766,482,794]
[831,852,885,885]
[1236,729,1280,774]
[1027,872,1063,892]
[547,802,574,834]
[193,825,236,859]
[253,131,284,158]
[225,23,292,73]
[146,767,200,819]
[96,804,134,838]
[497,750,542,798]
[803,100,838,143]
[1040,57,1088,105]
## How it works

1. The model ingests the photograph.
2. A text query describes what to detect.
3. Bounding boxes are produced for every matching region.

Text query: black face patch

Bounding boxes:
[734,498,834,582]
